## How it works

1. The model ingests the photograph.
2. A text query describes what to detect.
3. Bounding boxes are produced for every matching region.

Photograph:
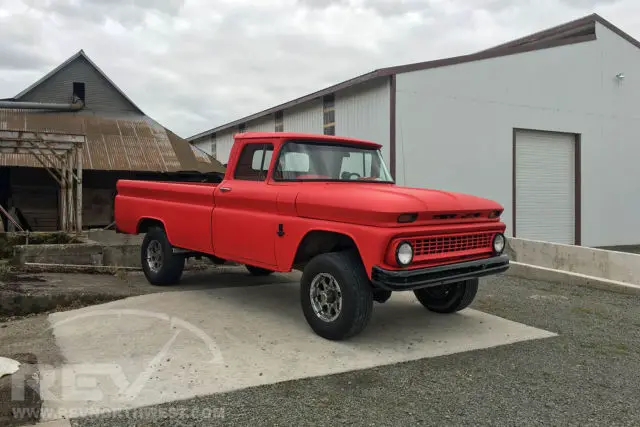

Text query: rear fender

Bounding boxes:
[137,217,172,243]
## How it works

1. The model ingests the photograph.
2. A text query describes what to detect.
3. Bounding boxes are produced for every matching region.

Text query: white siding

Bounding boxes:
[192,135,214,155]
[395,23,640,247]
[215,130,235,164]
[247,116,274,132]
[335,78,391,165]
[283,99,323,133]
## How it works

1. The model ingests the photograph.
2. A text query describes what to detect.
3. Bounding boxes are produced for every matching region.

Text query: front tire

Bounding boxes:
[141,227,185,286]
[413,278,479,313]
[300,251,373,341]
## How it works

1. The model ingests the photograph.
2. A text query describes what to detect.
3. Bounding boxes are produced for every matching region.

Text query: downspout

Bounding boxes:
[0,100,84,111]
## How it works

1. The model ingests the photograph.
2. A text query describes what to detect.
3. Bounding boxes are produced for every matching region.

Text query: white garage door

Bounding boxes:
[515,130,576,245]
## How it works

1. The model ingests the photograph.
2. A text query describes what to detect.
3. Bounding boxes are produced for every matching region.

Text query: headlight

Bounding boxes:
[395,241,414,266]
[493,233,506,254]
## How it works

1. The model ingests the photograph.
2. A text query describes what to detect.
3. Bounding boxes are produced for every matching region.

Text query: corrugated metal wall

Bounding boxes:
[193,134,215,155]
[335,78,391,164]
[247,116,275,132]
[18,56,139,113]
[192,78,390,165]
[215,130,235,164]
[283,99,323,133]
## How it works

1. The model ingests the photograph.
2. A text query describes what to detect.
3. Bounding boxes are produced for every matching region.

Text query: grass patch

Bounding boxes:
[0,261,14,281]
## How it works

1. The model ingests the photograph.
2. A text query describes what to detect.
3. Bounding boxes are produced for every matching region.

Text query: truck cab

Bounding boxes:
[115,132,509,341]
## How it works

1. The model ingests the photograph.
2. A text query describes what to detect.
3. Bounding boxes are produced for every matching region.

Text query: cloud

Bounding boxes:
[0,0,638,138]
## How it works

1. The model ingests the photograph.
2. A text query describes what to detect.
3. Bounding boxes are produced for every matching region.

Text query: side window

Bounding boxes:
[234,143,274,181]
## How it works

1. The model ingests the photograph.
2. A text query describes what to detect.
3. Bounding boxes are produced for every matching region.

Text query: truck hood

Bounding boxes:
[294,183,503,227]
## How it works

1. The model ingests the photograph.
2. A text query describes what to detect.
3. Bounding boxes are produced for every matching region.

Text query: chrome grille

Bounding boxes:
[412,232,494,256]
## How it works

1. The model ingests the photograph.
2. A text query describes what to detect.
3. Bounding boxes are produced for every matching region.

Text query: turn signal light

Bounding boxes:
[397,213,418,223]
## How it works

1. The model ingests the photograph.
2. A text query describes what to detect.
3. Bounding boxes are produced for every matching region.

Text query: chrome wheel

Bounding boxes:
[310,272,343,322]
[146,240,163,273]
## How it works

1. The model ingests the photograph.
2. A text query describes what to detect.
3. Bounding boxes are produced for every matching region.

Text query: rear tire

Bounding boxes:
[245,265,274,276]
[300,251,373,341]
[413,278,479,313]
[141,227,185,286]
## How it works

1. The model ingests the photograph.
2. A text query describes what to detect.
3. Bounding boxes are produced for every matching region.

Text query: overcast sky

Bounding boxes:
[1,0,639,138]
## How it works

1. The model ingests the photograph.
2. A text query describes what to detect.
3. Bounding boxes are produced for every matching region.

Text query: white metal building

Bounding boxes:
[188,14,640,248]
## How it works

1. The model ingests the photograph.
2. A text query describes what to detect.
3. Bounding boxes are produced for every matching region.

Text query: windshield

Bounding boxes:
[273,141,393,182]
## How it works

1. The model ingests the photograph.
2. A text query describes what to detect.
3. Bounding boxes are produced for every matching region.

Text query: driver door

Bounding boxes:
[213,142,279,267]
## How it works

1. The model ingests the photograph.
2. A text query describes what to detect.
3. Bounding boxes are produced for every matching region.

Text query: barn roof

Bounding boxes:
[188,13,639,141]
[0,109,224,174]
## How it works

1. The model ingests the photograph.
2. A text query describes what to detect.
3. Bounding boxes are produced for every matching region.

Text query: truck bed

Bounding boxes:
[115,179,217,254]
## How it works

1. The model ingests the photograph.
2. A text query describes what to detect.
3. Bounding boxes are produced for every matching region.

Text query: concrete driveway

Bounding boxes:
[36,274,555,422]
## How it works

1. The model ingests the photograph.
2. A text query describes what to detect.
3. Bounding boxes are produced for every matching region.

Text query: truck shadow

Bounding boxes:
[131,266,302,292]
[173,275,501,343]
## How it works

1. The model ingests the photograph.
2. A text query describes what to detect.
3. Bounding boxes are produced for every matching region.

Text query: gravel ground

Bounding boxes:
[66,273,640,427]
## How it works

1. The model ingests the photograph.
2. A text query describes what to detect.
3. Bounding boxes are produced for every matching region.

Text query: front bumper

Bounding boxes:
[371,254,510,291]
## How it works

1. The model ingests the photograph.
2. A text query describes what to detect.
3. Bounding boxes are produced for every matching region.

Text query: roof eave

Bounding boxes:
[382,32,596,75]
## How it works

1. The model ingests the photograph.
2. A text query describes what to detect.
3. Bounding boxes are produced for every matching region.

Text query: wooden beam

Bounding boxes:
[76,145,83,233]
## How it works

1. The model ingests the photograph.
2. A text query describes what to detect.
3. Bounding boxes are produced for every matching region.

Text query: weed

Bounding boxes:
[114,268,129,281]
[0,261,14,281]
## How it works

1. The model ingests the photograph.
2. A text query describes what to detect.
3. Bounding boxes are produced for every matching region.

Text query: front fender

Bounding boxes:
[275,219,389,279]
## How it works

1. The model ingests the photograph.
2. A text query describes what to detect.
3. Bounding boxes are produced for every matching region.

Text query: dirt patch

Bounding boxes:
[0,293,130,322]
[0,269,141,322]
[1,275,47,285]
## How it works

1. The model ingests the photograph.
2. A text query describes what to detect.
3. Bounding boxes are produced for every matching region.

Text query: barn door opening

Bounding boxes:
[513,129,580,245]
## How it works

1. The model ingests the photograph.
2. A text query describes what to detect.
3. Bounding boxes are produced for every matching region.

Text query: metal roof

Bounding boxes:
[188,13,638,141]
[0,109,225,174]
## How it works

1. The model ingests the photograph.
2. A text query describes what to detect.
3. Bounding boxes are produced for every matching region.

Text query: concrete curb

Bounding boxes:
[505,261,640,296]
[21,263,141,274]
[18,262,234,274]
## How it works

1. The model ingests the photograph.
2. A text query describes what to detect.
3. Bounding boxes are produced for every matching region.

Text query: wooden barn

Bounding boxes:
[0,50,224,232]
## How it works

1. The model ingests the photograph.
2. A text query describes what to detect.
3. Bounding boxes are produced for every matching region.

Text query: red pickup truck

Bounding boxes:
[115,132,509,340]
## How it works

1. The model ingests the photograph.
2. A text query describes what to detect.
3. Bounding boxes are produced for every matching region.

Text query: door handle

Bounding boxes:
[219,187,232,193]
